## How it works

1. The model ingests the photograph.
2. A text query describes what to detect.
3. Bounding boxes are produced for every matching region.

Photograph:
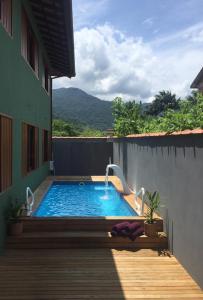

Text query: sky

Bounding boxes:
[54,0,203,102]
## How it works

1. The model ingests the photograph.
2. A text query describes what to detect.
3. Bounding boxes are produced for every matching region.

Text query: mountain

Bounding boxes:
[52,88,113,130]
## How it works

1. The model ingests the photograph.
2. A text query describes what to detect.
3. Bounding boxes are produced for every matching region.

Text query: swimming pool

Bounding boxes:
[33,181,137,217]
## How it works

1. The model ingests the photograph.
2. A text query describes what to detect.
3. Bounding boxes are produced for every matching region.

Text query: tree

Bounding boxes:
[52,119,79,136]
[112,97,143,136]
[112,93,203,136]
[148,90,180,116]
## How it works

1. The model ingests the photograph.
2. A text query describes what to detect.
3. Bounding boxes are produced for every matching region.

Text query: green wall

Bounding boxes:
[0,0,51,252]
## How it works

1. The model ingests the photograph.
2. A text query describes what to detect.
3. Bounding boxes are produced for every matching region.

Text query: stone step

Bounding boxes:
[7,231,168,249]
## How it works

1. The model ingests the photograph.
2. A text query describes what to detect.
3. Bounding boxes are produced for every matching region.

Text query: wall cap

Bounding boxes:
[53,136,108,139]
[113,128,203,139]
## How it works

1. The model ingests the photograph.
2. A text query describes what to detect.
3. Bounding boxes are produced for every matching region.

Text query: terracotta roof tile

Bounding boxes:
[126,128,203,138]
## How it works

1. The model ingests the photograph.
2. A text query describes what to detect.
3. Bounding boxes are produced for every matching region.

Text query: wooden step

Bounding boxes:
[7,231,168,249]
[21,217,163,232]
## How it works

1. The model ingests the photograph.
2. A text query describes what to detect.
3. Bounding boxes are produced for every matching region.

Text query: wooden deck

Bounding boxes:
[0,248,202,299]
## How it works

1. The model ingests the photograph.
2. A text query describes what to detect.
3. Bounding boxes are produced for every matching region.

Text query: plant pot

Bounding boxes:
[144,221,158,237]
[8,222,23,236]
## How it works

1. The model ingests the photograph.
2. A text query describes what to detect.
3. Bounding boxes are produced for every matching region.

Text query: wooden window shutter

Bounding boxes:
[5,0,11,34]
[22,123,28,176]
[48,75,51,94]
[21,9,28,60]
[42,69,45,90]
[34,41,39,77]
[42,130,51,162]
[34,127,39,168]
[0,1,2,21]
[0,115,12,192]
[22,123,39,175]
[48,131,52,161]
[1,0,12,34]
[42,130,45,162]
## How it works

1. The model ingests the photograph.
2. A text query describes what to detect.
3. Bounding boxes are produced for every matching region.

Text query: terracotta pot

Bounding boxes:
[144,221,158,237]
[8,222,23,236]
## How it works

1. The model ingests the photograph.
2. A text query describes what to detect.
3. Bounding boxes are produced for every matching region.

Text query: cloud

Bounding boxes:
[73,0,110,29]
[152,22,203,47]
[54,23,203,102]
[143,18,154,27]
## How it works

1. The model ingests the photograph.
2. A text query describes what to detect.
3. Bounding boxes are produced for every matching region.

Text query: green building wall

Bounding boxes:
[0,0,51,252]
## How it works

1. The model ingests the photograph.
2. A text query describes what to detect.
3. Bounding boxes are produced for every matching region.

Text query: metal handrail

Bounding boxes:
[26,187,34,216]
[134,187,145,216]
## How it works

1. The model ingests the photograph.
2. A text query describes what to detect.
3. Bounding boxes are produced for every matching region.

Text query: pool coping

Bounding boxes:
[30,176,160,220]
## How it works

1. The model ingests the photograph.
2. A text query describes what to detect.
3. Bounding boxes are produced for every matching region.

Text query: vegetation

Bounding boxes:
[52,119,105,137]
[52,89,203,137]
[147,90,180,116]
[145,191,160,224]
[53,87,113,131]
[6,199,24,224]
[113,91,203,137]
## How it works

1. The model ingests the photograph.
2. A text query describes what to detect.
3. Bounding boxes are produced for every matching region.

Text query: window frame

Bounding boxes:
[21,8,39,78]
[42,63,51,94]
[22,122,39,176]
[0,114,12,193]
[0,0,12,36]
[42,129,50,163]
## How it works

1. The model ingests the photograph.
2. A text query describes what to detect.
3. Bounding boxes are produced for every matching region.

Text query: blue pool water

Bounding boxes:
[34,181,137,217]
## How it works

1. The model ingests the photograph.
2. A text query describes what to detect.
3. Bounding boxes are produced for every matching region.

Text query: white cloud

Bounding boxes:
[152,22,203,47]
[54,23,203,102]
[143,18,154,27]
[73,0,110,29]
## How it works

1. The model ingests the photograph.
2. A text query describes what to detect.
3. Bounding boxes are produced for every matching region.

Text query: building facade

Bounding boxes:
[0,0,75,251]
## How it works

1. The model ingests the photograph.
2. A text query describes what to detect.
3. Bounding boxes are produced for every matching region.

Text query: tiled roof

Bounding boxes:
[126,129,203,138]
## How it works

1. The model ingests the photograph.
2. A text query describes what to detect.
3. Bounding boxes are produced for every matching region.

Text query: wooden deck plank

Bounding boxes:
[0,249,202,299]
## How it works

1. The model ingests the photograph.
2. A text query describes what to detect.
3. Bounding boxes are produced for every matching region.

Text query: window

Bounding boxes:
[0,115,12,192]
[22,123,38,175]
[42,64,51,94]
[21,9,39,76]
[0,0,12,35]
[42,130,50,162]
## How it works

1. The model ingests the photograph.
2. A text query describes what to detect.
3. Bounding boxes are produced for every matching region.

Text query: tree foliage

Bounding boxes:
[52,119,105,137]
[52,119,79,137]
[112,97,143,136]
[113,92,203,136]
[148,90,180,116]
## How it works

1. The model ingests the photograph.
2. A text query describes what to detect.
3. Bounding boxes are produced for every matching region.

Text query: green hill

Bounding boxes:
[52,88,113,130]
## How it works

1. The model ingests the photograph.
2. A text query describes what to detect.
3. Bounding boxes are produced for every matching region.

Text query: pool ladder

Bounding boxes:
[134,187,145,216]
[26,187,35,216]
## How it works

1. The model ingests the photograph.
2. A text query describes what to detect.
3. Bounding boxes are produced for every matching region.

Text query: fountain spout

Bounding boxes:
[105,164,131,195]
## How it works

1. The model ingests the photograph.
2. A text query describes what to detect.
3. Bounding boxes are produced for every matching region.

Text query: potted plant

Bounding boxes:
[7,199,24,236]
[144,191,160,237]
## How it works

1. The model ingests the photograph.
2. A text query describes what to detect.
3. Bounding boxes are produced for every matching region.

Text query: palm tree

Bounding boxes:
[148,90,180,116]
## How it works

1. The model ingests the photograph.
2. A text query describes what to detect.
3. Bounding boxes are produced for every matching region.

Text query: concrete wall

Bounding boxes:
[113,133,203,288]
[0,0,51,252]
[53,137,113,176]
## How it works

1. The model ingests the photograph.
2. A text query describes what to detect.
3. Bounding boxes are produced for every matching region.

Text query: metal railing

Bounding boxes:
[134,187,145,216]
[26,187,35,216]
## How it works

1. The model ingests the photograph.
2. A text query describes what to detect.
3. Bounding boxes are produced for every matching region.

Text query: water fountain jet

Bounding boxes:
[105,164,131,195]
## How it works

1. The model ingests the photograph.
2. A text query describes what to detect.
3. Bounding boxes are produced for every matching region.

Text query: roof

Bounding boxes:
[29,0,75,78]
[191,67,203,89]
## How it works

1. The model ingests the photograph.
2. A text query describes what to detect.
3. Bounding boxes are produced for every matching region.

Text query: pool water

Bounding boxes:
[33,181,137,217]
